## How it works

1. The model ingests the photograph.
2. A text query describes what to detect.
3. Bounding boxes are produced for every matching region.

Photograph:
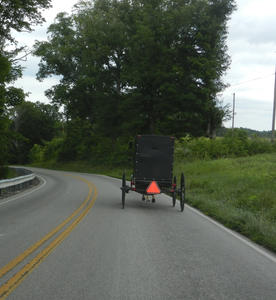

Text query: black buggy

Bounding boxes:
[121,135,185,211]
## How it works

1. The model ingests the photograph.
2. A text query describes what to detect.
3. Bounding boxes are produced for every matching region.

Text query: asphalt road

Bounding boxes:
[0,167,276,300]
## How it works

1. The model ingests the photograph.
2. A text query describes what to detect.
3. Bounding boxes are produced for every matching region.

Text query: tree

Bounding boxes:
[35,4,129,138]
[0,0,51,41]
[123,0,235,136]
[0,53,25,169]
[0,0,52,170]
[34,0,236,141]
[9,101,61,163]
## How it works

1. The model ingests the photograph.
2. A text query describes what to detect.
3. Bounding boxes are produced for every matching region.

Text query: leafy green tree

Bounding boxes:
[0,0,51,41]
[34,0,235,142]
[9,101,61,163]
[0,0,52,170]
[57,118,95,161]
[35,5,129,138]
[0,53,25,169]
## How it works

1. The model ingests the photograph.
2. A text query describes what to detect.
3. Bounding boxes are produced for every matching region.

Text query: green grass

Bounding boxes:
[29,153,276,253]
[174,153,276,253]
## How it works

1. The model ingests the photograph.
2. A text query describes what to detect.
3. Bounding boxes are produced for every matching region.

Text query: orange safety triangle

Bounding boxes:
[146,181,161,194]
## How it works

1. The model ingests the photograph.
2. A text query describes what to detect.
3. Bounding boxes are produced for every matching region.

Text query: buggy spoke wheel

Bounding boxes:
[172,176,176,207]
[122,172,126,209]
[180,173,185,212]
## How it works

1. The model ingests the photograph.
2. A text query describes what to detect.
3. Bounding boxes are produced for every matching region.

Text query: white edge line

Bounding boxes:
[163,193,276,264]
[97,174,276,263]
[22,172,276,263]
[0,176,47,207]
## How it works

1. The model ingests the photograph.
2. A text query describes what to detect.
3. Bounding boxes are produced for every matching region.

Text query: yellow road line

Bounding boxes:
[0,175,92,279]
[0,177,98,299]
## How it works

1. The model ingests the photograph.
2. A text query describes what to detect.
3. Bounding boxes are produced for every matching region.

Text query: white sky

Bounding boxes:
[13,0,276,131]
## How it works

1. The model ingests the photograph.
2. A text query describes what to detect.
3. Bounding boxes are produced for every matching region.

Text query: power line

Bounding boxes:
[227,73,274,88]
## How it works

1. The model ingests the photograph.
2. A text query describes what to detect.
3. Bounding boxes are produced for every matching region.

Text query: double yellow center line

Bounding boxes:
[0,175,98,299]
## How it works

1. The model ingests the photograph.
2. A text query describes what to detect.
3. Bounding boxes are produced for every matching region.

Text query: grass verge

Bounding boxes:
[29,153,276,253]
[174,153,276,253]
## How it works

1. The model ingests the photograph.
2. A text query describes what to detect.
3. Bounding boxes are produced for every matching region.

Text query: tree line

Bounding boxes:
[0,0,52,177]
[1,0,236,174]
[217,127,274,139]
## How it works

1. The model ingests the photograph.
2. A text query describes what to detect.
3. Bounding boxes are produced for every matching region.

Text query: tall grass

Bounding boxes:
[174,154,276,252]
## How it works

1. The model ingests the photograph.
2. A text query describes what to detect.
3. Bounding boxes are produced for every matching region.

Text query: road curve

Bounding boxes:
[0,167,276,299]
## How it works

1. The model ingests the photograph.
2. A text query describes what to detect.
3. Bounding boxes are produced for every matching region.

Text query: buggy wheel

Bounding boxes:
[180,173,185,212]
[130,174,134,188]
[172,176,176,207]
[122,172,126,209]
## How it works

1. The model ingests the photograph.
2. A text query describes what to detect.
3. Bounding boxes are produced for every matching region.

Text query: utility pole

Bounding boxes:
[232,93,235,132]
[272,66,276,142]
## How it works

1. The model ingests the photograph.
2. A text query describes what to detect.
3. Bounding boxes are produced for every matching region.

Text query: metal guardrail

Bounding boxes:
[0,168,37,197]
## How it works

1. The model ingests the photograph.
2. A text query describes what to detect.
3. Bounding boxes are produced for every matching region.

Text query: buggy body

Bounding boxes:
[121,135,185,211]
[134,135,174,194]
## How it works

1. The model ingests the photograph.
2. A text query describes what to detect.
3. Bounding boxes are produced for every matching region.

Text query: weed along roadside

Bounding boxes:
[29,151,276,254]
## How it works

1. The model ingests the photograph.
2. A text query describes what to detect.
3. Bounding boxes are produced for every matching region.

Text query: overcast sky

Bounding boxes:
[13,0,276,131]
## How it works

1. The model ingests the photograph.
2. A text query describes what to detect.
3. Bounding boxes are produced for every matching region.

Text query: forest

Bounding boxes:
[1,0,239,175]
